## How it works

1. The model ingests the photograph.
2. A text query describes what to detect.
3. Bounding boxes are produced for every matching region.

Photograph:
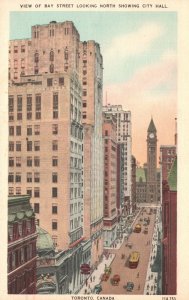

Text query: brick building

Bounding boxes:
[103,105,132,216]
[8,195,37,294]
[162,157,177,294]
[102,112,118,246]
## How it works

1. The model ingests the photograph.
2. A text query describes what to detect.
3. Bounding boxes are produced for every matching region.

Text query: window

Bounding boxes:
[34,125,40,135]
[9,126,14,136]
[52,187,58,198]
[52,205,57,214]
[52,124,58,135]
[49,64,54,73]
[27,141,32,151]
[59,77,64,86]
[16,187,21,195]
[47,78,53,87]
[9,187,14,195]
[9,96,14,113]
[27,125,32,136]
[34,188,40,198]
[21,59,25,68]
[34,141,40,151]
[52,156,58,166]
[83,90,87,97]
[52,172,58,183]
[16,157,21,167]
[21,45,25,53]
[52,140,58,151]
[14,60,18,68]
[34,172,40,183]
[27,156,32,167]
[49,50,54,61]
[83,102,87,108]
[53,93,58,119]
[9,142,14,152]
[27,95,32,120]
[14,46,18,53]
[35,94,41,119]
[16,126,21,136]
[27,188,32,197]
[15,173,21,183]
[52,221,57,230]
[27,172,32,183]
[8,173,14,183]
[16,142,21,151]
[34,203,40,214]
[34,52,39,63]
[34,156,40,167]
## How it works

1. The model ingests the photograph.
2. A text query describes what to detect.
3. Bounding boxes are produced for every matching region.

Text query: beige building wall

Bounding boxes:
[8,72,84,251]
[79,41,104,265]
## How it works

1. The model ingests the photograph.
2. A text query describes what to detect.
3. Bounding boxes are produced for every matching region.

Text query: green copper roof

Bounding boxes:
[148,118,157,132]
[136,168,146,182]
[168,157,177,191]
[36,226,55,252]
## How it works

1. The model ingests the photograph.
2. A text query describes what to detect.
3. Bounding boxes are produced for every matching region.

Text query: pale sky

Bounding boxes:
[10,12,177,165]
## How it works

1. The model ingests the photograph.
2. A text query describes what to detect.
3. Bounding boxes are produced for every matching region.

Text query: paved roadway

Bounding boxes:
[100,208,156,294]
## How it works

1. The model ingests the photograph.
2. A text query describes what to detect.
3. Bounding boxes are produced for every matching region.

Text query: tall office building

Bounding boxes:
[9,21,104,280]
[103,105,132,216]
[102,112,118,247]
[79,41,104,266]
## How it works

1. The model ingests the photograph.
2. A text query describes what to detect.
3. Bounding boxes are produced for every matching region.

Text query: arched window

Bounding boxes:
[49,50,54,62]
[49,64,54,73]
[64,48,68,60]
[34,52,39,63]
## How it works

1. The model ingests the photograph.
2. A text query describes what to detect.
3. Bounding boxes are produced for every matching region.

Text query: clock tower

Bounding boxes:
[146,118,157,203]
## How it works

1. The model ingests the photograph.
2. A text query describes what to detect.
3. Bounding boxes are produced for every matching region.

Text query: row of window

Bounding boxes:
[8,172,42,183]
[9,93,59,119]
[8,242,36,272]
[9,124,58,135]
[8,218,36,242]
[34,203,57,215]
[10,45,26,54]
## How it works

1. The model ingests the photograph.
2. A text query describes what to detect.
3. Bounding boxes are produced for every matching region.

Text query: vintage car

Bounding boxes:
[123,281,134,292]
[93,284,102,294]
[134,224,141,233]
[101,273,110,281]
[111,274,120,285]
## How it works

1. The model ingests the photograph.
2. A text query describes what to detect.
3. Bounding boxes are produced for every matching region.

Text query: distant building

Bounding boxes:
[103,105,132,215]
[8,195,37,294]
[136,167,147,203]
[131,156,137,211]
[162,157,177,294]
[102,112,118,247]
[160,146,177,181]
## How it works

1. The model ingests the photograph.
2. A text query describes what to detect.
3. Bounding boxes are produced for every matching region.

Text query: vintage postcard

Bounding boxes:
[0,0,189,299]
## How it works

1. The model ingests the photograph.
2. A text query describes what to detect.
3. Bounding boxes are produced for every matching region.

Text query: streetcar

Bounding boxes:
[129,251,140,268]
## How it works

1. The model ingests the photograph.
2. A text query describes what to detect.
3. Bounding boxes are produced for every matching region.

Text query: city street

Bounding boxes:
[99,207,157,294]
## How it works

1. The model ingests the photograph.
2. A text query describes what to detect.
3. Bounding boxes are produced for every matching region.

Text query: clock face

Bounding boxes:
[149,133,154,138]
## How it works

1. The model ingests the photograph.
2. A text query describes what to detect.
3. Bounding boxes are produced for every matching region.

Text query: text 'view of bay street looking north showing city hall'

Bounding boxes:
[8,20,177,295]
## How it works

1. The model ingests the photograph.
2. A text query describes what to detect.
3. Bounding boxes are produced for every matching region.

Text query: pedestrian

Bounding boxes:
[137,272,139,278]
[85,289,87,294]
[93,275,95,282]
[86,279,88,286]
[90,277,92,282]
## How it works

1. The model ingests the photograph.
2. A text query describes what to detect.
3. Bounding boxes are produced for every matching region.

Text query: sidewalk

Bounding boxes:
[78,253,115,294]
[143,208,161,295]
[104,208,142,251]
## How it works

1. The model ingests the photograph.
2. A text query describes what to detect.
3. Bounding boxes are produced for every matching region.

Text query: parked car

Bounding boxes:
[111,274,120,285]
[123,281,134,292]
[101,273,110,281]
[93,284,102,294]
